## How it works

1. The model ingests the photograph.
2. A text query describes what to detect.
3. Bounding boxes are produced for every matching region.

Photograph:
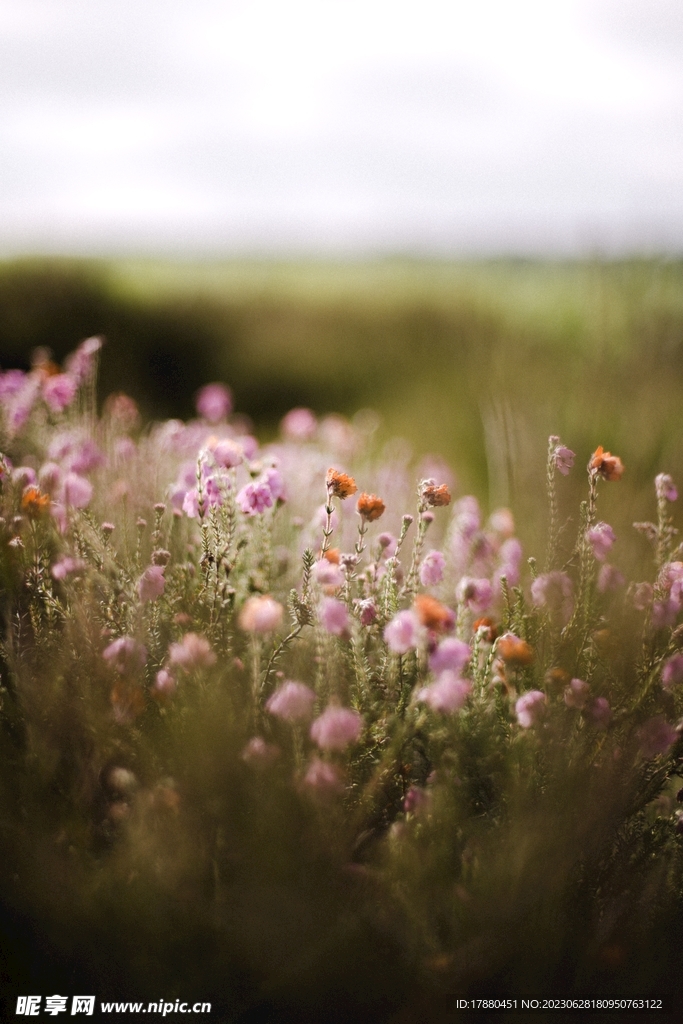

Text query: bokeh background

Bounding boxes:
[1,0,683,551]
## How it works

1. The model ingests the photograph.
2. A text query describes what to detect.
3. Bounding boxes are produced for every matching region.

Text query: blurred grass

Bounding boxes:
[1,256,683,558]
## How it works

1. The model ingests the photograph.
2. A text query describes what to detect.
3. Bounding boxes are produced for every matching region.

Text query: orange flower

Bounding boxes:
[21,486,50,517]
[472,616,498,643]
[324,548,341,564]
[422,482,451,507]
[589,446,624,482]
[326,468,357,500]
[497,633,534,666]
[356,492,385,522]
[414,594,454,633]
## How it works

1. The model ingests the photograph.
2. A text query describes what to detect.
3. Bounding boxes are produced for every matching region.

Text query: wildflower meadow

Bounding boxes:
[2,335,683,1021]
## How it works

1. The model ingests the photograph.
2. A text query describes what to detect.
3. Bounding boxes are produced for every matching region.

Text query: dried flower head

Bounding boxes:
[421,480,451,507]
[414,594,454,633]
[21,486,50,517]
[326,468,357,500]
[589,446,624,481]
[497,633,534,666]
[356,492,385,522]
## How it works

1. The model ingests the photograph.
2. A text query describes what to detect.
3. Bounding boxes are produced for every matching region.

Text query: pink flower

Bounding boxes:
[384,610,421,654]
[238,595,284,633]
[266,681,316,722]
[656,473,678,503]
[564,678,589,709]
[262,466,286,502]
[237,479,273,515]
[168,632,217,671]
[662,654,683,690]
[13,466,36,488]
[586,697,611,729]
[403,786,429,814]
[313,560,344,589]
[64,336,102,385]
[456,577,493,614]
[303,757,344,795]
[418,671,472,713]
[61,472,93,509]
[515,690,547,728]
[138,565,166,603]
[586,522,615,562]
[310,705,363,750]
[488,508,515,537]
[419,550,445,587]
[42,373,77,413]
[357,599,377,626]
[530,571,573,624]
[242,736,280,767]
[153,669,177,699]
[0,369,26,400]
[211,439,243,469]
[51,556,85,580]
[597,564,625,593]
[428,637,471,675]
[281,407,317,441]
[638,716,679,759]
[319,597,350,637]
[195,382,232,422]
[102,636,147,674]
[549,438,575,476]
[39,461,63,495]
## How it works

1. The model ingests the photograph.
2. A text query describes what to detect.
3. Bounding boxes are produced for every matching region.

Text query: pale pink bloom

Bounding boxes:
[515,690,547,728]
[50,502,68,534]
[662,654,683,690]
[51,556,85,580]
[266,681,316,722]
[262,466,286,502]
[13,466,36,487]
[242,736,280,766]
[656,473,678,503]
[65,336,102,384]
[138,565,166,603]
[384,609,421,654]
[419,550,445,587]
[42,373,77,413]
[182,488,205,519]
[237,479,273,515]
[102,636,147,673]
[453,496,481,541]
[488,508,515,537]
[652,599,678,629]
[530,571,573,624]
[549,438,575,476]
[236,434,259,459]
[312,560,344,589]
[0,369,26,400]
[456,577,493,614]
[168,632,217,671]
[310,705,363,750]
[196,382,232,422]
[638,716,679,758]
[418,671,472,714]
[357,598,377,626]
[238,595,284,633]
[153,669,177,699]
[6,374,41,435]
[564,678,589,709]
[319,597,350,637]
[496,537,523,587]
[632,582,653,611]
[586,522,615,562]
[303,757,344,794]
[428,637,471,675]
[597,564,625,593]
[105,392,139,430]
[61,472,93,508]
[586,697,612,729]
[38,462,62,494]
[281,407,317,441]
[114,437,136,461]
[211,438,243,468]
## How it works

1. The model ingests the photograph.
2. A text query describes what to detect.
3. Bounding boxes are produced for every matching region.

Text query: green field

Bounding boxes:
[1,257,682,557]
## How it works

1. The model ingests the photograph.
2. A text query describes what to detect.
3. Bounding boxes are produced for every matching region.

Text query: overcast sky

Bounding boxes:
[1,0,682,255]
